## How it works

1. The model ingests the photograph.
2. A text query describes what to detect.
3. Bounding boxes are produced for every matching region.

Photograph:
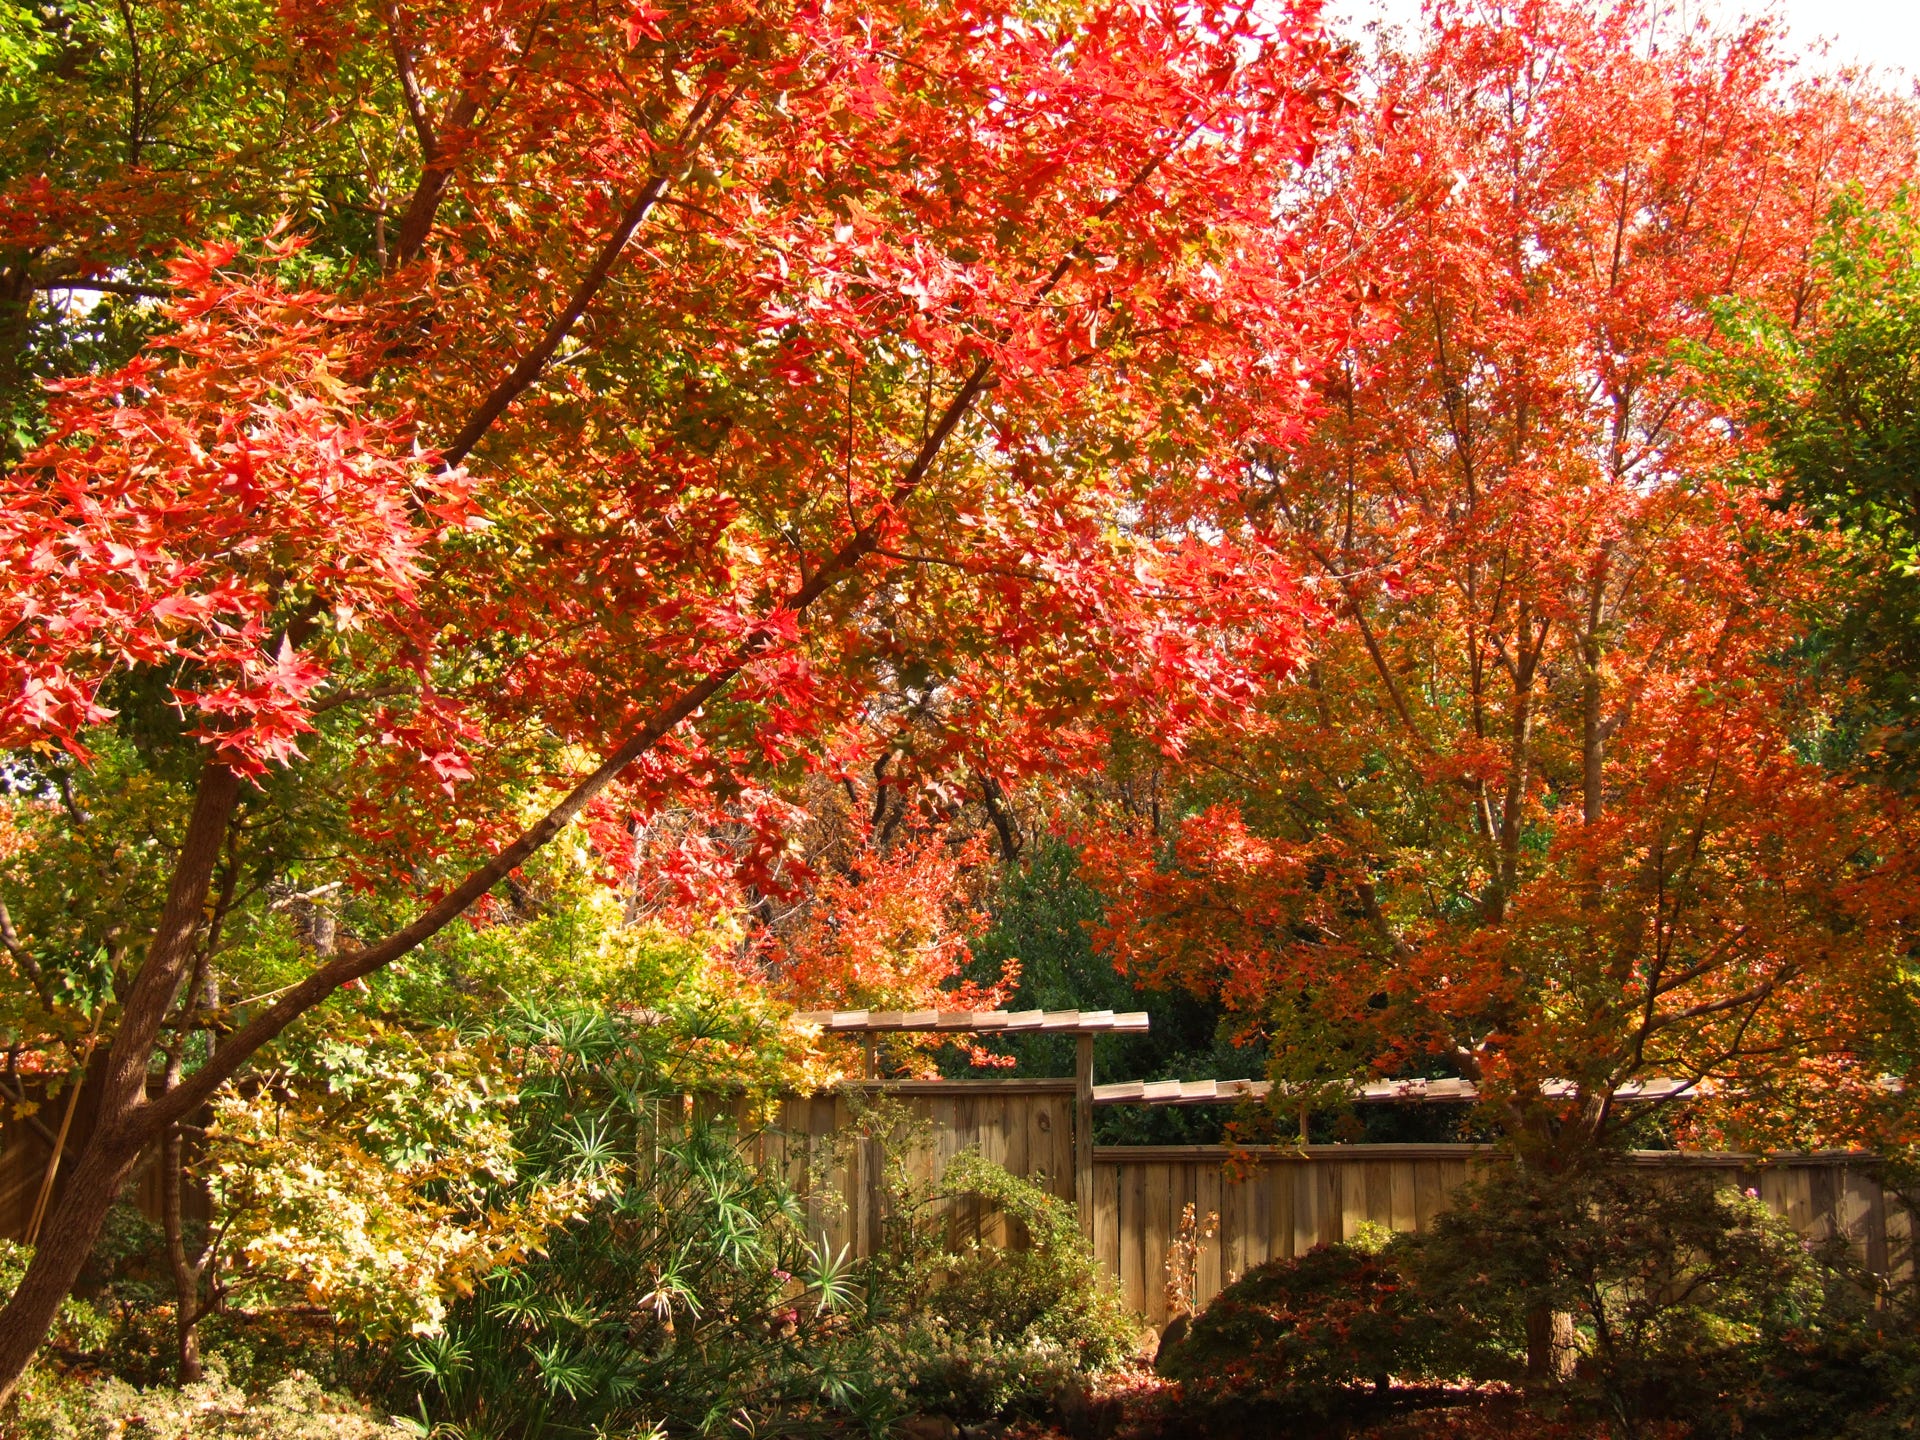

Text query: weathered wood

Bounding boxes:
[1075,1034,1094,1239]
[1221,1162,1248,1284]
[1196,1162,1223,1304]
[1094,1160,1121,1280]
[1127,1155,1150,1316]
[1390,1154,1418,1233]
[1144,1161,1174,1317]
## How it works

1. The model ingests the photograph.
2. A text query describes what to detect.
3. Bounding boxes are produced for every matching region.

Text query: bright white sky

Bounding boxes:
[1325,0,1920,82]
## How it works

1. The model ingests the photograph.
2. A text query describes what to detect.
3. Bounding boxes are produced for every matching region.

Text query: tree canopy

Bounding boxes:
[0,0,1354,1395]
[3,0,1920,1408]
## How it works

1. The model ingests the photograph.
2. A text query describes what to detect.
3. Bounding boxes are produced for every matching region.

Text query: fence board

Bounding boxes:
[1094,1160,1120,1280]
[1196,1164,1223,1304]
[1267,1161,1293,1264]
[1074,1145,1909,1327]
[1124,1158,1148,1315]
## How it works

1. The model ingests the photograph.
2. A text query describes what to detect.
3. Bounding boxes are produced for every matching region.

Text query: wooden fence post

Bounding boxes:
[1076,1033,1094,1240]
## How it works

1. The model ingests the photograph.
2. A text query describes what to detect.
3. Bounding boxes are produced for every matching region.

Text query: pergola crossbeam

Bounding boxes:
[795,1007,1149,1035]
[1091,1075,1713,1106]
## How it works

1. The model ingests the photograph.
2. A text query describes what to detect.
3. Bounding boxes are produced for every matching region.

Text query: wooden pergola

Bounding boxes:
[794,1005,1714,1231]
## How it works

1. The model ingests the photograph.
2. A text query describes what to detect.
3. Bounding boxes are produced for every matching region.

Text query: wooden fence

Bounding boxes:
[745,1082,1910,1328]
[5,1076,1906,1332]
[1088,1144,1904,1325]
[744,1080,1081,1258]
[0,1074,185,1243]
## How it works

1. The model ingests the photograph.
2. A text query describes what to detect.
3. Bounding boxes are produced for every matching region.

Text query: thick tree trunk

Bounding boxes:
[0,762,240,1408]
[1525,1305,1577,1384]
[0,1129,148,1390]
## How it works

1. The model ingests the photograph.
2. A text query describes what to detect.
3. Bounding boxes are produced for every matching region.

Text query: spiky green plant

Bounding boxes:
[381,1003,881,1439]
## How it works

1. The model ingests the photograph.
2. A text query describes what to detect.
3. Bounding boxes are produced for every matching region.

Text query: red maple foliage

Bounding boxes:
[772,827,1020,1068]
[0,0,1350,1391]
[1085,0,1920,1161]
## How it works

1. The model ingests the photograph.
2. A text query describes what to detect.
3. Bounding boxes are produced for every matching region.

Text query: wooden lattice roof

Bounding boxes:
[794,1007,1149,1035]
[1091,1075,1710,1106]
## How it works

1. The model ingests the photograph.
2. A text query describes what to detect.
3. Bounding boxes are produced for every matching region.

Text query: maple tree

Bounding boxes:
[0,0,1351,1393]
[762,763,1024,1073]
[1086,0,1920,1192]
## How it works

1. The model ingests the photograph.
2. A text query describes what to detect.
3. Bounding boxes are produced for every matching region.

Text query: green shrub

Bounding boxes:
[865,1324,1085,1424]
[1735,1317,1920,1440]
[378,1003,873,1438]
[390,1120,869,1437]
[1,1239,111,1356]
[1158,1164,1916,1437]
[1414,1167,1828,1428]
[856,1145,1139,1422]
[904,1149,1137,1370]
[1156,1235,1440,1415]
[319,1001,1138,1437]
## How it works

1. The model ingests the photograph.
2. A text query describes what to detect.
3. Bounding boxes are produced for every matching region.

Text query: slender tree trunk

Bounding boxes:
[160,1123,204,1383]
[980,775,1022,862]
[1582,632,1604,824]
[0,259,38,440]
[0,762,240,1406]
[1580,547,1612,825]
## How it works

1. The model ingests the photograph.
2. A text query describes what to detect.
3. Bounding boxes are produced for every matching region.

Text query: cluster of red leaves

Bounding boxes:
[0,234,476,774]
[768,829,1017,1067]
[399,0,1352,794]
[1,0,1357,895]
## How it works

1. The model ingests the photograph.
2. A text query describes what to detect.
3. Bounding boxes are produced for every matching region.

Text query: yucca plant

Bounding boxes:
[382,1002,881,1439]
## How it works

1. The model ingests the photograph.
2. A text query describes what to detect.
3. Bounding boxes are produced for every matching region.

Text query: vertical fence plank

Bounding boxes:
[1095,1161,1121,1280]
[1857,1164,1890,1278]
[1196,1162,1225,1310]
[1221,1162,1248,1286]
[1291,1158,1318,1257]
[1882,1185,1913,1288]
[1076,1035,1095,1241]
[979,1093,1009,1250]
[1126,1157,1150,1317]
[1320,1155,1345,1247]
[1267,1158,1294,1262]
[1245,1157,1273,1269]
[810,1092,841,1255]
[1390,1158,1418,1233]
[1362,1159,1392,1232]
[1809,1163,1839,1247]
[1143,1162,1175,1326]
